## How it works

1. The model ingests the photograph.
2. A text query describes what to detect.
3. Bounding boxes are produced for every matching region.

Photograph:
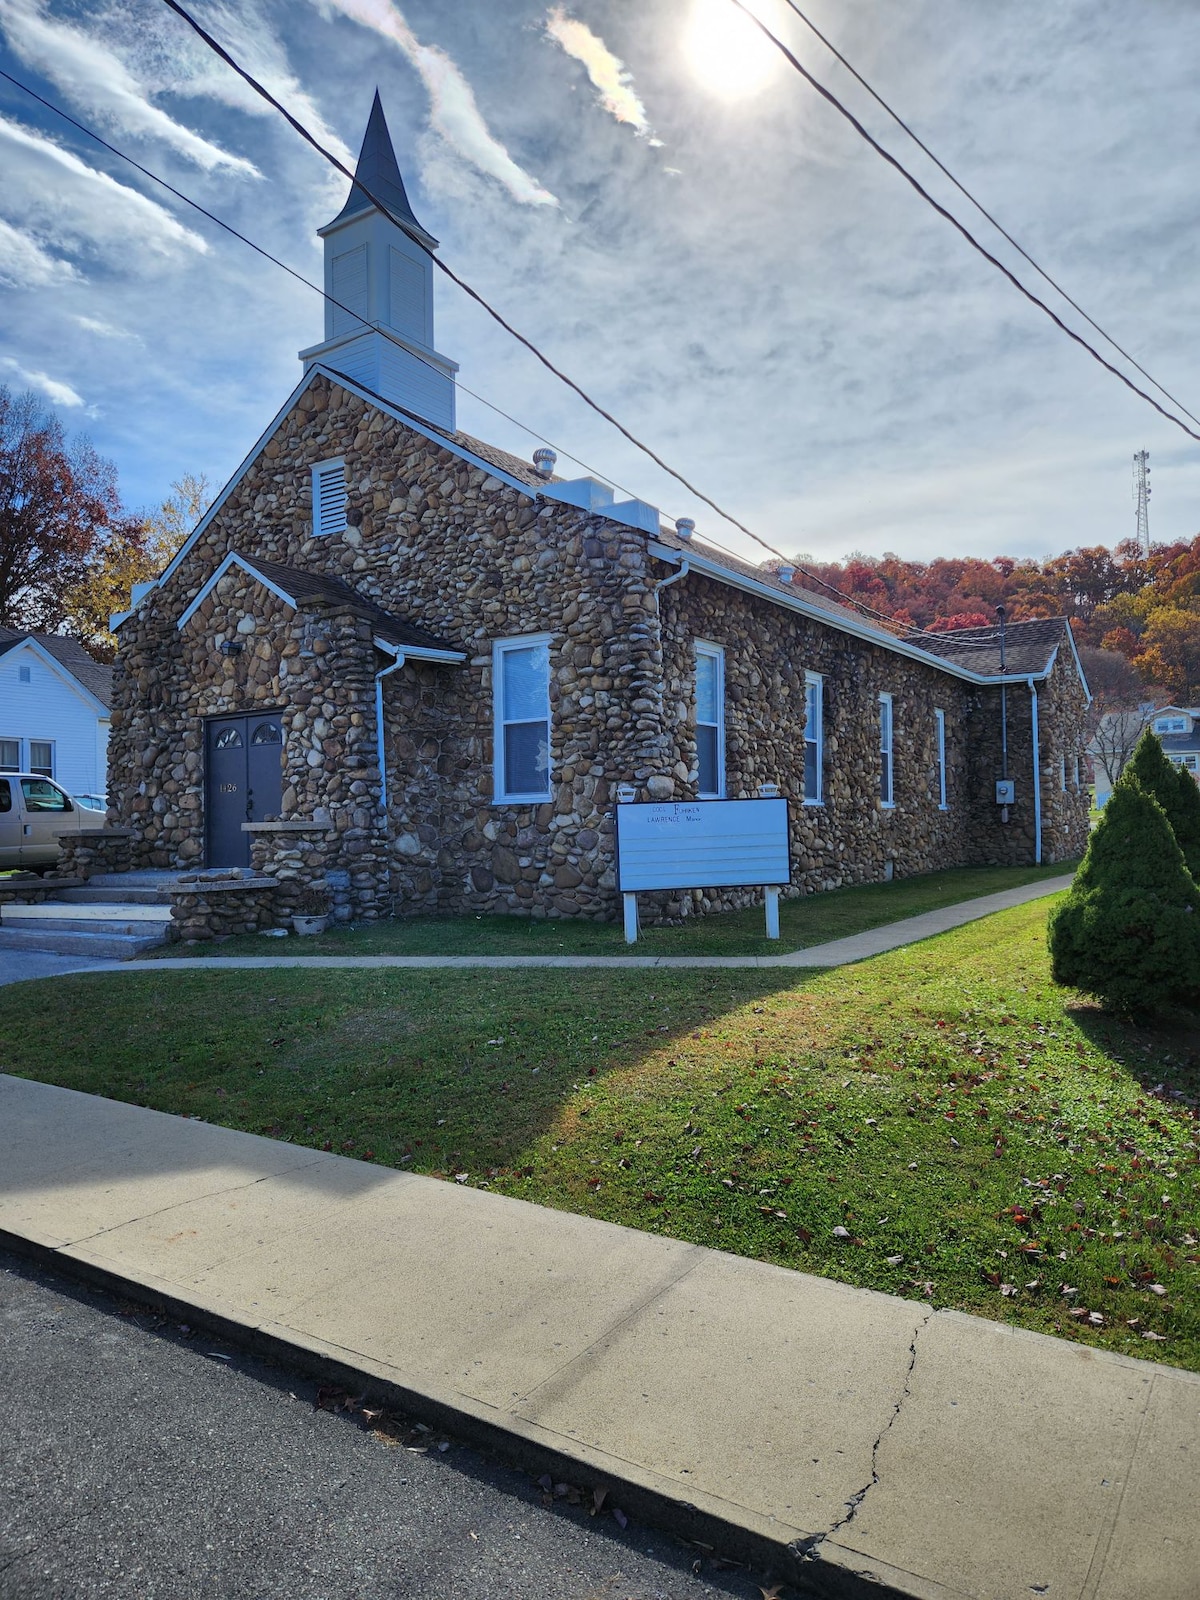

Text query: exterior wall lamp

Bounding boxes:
[219,639,244,657]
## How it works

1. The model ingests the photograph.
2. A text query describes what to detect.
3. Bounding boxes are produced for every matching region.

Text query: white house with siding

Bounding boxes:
[0,629,112,801]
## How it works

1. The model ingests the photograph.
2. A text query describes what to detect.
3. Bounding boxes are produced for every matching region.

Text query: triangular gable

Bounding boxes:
[2,636,110,716]
[176,552,298,630]
[111,363,537,635]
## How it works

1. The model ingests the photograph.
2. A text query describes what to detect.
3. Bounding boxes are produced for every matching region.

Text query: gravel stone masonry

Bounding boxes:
[104,372,1089,937]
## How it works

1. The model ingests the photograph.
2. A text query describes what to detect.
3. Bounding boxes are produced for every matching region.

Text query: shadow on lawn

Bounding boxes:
[0,965,812,1185]
[1066,1000,1200,1102]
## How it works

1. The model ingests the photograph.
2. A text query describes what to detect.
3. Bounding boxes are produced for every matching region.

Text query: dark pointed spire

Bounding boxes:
[330,90,435,243]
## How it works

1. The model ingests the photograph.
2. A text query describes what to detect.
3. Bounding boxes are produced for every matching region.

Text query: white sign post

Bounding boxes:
[615,797,791,943]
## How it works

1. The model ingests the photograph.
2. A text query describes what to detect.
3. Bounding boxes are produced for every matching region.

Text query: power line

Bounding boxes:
[727,0,1200,447]
[3,30,1025,650]
[159,0,992,644]
[774,0,1200,430]
[0,67,646,502]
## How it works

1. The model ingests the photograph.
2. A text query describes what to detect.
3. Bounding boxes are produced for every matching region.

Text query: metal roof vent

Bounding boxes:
[676,517,695,541]
[778,563,796,584]
[532,447,557,479]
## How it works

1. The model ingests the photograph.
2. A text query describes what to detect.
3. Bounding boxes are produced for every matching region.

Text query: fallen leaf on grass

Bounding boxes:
[1000,1283,1017,1297]
[1142,1331,1168,1341]
[1147,1283,1167,1296]
[832,1226,851,1239]
[886,1255,904,1267]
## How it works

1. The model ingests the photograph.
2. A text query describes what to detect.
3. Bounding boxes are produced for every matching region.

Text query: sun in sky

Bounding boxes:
[683,0,781,101]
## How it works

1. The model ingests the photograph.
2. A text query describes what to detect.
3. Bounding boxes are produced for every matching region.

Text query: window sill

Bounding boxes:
[492,796,553,807]
[938,804,950,812]
[879,801,896,810]
[802,798,824,807]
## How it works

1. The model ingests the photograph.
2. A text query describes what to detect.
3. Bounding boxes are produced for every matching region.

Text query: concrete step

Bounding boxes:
[87,871,193,889]
[2,903,172,926]
[0,926,167,959]
[39,886,174,907]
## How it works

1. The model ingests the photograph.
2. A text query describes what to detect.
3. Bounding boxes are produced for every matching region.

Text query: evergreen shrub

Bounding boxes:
[1048,776,1200,1015]
[1126,729,1200,881]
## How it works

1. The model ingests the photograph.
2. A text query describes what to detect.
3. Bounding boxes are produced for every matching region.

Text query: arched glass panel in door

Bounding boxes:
[215,726,243,749]
[251,721,282,745]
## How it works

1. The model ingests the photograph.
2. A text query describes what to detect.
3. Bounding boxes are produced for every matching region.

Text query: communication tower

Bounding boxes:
[1132,450,1151,557]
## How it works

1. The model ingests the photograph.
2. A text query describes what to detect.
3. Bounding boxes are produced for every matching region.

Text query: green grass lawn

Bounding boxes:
[155,859,1076,959]
[3,895,1197,1370]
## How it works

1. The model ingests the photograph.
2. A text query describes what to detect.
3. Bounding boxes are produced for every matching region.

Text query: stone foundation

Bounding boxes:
[51,829,133,880]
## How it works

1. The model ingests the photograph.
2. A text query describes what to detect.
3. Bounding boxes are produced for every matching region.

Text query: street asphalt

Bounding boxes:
[0,1250,779,1600]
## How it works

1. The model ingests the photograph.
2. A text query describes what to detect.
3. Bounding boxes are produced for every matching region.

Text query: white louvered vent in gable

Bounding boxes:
[331,246,368,335]
[312,459,347,537]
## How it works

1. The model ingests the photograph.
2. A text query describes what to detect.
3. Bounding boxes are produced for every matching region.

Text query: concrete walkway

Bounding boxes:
[0,874,1074,985]
[2,1071,1195,1600]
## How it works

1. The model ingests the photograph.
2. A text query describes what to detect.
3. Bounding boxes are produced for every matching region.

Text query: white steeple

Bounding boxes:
[299,91,458,430]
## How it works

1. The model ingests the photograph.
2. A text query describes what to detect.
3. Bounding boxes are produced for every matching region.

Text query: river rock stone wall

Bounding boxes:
[106,368,1089,929]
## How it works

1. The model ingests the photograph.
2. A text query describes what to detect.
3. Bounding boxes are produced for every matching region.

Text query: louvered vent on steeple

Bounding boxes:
[313,459,347,537]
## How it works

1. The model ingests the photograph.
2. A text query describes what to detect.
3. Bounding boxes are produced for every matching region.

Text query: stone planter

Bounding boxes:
[292,914,329,936]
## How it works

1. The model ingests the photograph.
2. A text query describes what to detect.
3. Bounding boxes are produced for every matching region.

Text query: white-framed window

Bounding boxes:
[695,641,725,798]
[1073,754,1081,789]
[312,458,347,537]
[493,634,552,802]
[879,693,894,807]
[0,738,19,770]
[28,740,53,778]
[1154,715,1188,735]
[804,671,824,804]
[934,709,948,810]
[1060,754,1067,792]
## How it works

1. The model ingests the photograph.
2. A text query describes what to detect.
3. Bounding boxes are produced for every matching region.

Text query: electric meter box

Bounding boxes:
[995,780,1016,805]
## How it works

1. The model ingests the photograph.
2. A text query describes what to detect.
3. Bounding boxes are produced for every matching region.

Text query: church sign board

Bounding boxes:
[615,797,791,942]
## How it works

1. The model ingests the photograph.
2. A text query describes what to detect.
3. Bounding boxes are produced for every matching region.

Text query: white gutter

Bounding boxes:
[654,557,690,617]
[371,637,466,811]
[647,540,1057,689]
[1028,676,1042,865]
[374,647,406,811]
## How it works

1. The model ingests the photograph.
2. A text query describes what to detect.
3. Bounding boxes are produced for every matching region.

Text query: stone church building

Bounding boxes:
[104,95,1090,926]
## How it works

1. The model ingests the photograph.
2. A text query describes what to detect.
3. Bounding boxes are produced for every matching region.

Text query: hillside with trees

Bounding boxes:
[786,537,1200,703]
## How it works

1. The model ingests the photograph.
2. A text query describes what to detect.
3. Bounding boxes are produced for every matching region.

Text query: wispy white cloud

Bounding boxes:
[321,0,557,206]
[71,314,141,343]
[544,7,653,137]
[0,113,208,259]
[0,218,79,287]
[162,0,354,173]
[0,0,259,176]
[1,355,84,408]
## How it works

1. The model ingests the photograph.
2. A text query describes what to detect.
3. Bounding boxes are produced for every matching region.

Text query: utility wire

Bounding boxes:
[6,21,1034,650]
[776,0,1200,429]
[727,0,1200,446]
[158,0,1015,645]
[0,67,648,503]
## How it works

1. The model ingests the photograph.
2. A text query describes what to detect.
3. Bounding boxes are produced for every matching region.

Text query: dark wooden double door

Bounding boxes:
[205,714,283,868]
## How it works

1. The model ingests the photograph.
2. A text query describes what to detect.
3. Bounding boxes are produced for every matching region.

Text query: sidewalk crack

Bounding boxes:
[790,1306,932,1563]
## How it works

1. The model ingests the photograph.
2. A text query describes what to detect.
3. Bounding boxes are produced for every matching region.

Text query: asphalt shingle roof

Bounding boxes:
[906,616,1069,677]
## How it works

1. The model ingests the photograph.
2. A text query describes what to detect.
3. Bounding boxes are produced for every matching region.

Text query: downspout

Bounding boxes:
[1028,676,1042,865]
[654,556,690,614]
[374,647,406,810]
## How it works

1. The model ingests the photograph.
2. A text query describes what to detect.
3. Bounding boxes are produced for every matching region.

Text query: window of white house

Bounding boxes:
[1154,715,1188,735]
[29,740,53,778]
[312,458,347,537]
[934,709,947,809]
[879,693,894,807]
[804,671,824,805]
[695,642,725,798]
[493,635,552,802]
[18,665,31,683]
[0,739,18,770]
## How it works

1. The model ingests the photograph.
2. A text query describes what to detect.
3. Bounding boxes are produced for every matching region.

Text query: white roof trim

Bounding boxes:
[648,541,1060,688]
[372,634,465,664]
[177,552,297,630]
[2,636,109,714]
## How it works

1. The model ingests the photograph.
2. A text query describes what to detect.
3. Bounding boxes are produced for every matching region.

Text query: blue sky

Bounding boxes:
[1,0,1198,567]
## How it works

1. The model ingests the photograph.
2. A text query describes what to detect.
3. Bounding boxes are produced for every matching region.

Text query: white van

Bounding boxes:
[0,773,90,871]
